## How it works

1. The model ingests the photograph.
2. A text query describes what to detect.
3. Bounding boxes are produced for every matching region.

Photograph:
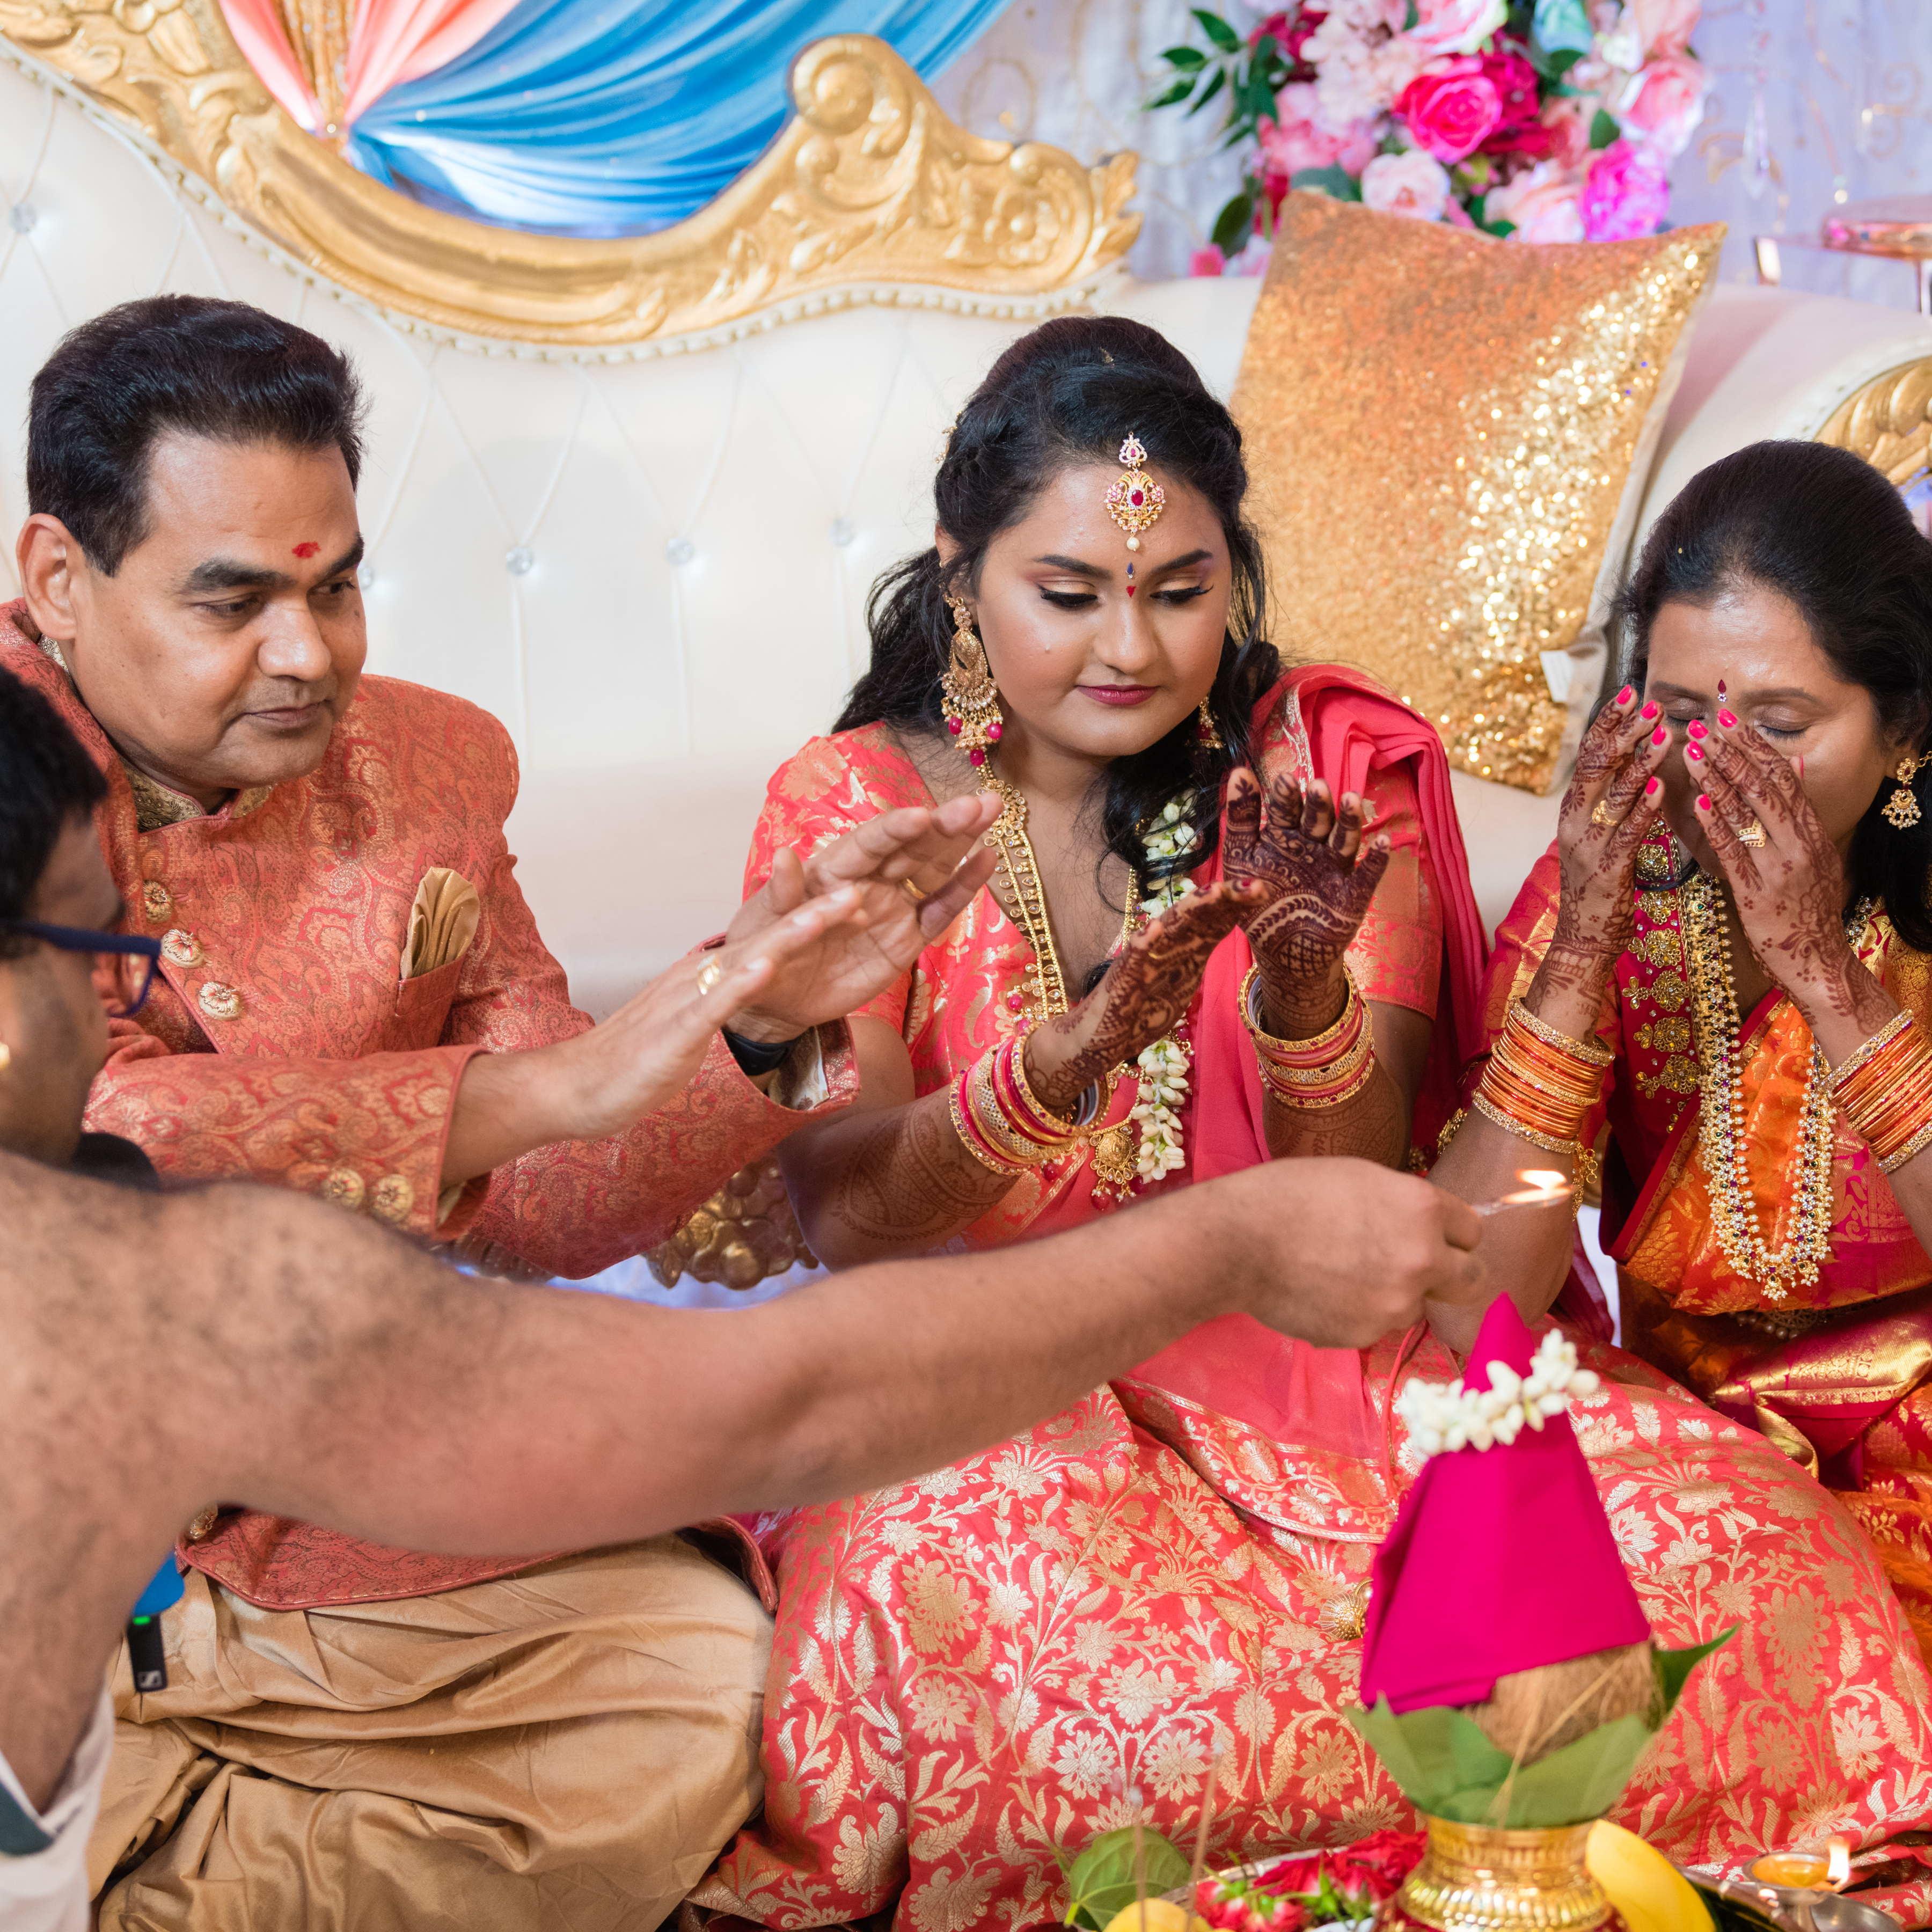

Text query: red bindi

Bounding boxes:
[1125,561,1136,599]
[292,540,320,559]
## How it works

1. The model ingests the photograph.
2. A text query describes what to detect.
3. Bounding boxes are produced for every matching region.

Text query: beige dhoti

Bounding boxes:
[89,1537,772,1932]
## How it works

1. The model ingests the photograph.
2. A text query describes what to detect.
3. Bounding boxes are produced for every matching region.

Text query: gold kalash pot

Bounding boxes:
[1392,1818,1610,1932]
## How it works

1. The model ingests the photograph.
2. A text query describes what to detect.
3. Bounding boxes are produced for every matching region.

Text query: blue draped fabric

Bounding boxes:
[347,0,1009,237]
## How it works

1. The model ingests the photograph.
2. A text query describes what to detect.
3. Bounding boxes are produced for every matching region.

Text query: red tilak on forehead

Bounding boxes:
[292,541,320,559]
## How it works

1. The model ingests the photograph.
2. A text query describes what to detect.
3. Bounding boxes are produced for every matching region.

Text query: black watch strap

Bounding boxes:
[723,1027,802,1078]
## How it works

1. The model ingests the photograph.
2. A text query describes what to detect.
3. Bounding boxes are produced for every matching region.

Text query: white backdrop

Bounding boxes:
[934,0,1932,306]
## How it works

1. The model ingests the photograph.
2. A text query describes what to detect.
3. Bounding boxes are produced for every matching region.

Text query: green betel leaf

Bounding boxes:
[1063,1827,1191,1930]
[1349,1701,1510,1816]
[1497,1714,1658,1827]
[1653,1629,1736,1719]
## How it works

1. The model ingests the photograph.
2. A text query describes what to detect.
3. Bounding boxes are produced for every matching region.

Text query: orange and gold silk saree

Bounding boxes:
[1484,839,1932,1663]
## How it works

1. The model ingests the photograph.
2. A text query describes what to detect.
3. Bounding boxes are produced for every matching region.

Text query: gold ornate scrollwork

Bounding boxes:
[647,1158,816,1292]
[0,8,1139,345]
[1815,356,1932,486]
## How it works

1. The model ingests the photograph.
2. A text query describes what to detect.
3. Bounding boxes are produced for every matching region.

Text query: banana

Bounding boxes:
[1587,1819,1714,1932]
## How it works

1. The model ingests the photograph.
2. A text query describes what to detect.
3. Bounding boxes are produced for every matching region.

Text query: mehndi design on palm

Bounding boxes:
[1029,880,1263,1112]
[1224,768,1391,1029]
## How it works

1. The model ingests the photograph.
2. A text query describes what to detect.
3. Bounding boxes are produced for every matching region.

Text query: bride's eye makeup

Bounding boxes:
[1039,588,1098,610]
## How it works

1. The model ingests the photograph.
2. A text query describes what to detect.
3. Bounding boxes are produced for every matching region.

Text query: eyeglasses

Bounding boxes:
[0,920,163,1016]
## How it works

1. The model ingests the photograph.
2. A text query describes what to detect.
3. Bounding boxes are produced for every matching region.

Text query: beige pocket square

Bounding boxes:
[405,868,481,981]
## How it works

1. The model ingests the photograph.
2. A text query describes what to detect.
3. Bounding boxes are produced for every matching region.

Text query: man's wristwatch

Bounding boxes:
[723,1027,803,1078]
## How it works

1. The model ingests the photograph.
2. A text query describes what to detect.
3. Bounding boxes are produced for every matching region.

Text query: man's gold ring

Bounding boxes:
[696,959,724,997]
[1590,796,1620,829]
[899,877,930,906]
[1737,819,1768,848]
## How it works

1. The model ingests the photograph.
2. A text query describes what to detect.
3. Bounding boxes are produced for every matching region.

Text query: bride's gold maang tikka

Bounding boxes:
[1106,434,1166,552]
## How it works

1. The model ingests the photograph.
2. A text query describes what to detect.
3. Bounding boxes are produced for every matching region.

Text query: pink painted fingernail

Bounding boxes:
[1615,685,1635,706]
[1686,743,1704,762]
[1640,701,1660,720]
[1717,708,1738,729]
[1697,793,1713,811]
[1645,776,1662,797]
[1651,727,1667,747]
[1686,719,1707,740]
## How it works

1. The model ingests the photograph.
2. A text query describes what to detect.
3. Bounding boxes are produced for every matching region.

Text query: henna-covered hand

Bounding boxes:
[1692,717,1889,1033]
[1223,767,1391,1037]
[1547,687,1672,961]
[1024,879,1265,1113]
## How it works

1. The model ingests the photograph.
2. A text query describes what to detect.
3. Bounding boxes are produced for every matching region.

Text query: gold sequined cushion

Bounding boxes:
[1232,193,1722,793]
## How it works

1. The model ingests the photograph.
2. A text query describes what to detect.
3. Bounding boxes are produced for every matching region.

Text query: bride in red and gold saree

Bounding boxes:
[1444,441,1932,1681]
[698,336,1932,1932]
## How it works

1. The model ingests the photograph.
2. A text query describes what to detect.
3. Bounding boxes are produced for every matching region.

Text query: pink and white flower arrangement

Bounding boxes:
[1151,0,1706,260]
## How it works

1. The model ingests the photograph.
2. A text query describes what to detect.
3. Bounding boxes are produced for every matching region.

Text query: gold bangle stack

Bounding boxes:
[1239,964,1375,1109]
[949,1035,1079,1177]
[1832,1010,1932,1174]
[1471,1000,1612,1155]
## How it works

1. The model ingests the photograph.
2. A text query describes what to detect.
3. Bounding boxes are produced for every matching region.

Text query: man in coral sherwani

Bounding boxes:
[6,296,999,1930]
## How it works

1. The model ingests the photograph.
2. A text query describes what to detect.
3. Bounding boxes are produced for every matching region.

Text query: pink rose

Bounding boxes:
[1408,0,1506,54]
[1394,55,1502,163]
[1624,0,1700,57]
[1190,244,1227,277]
[1484,159,1585,241]
[1580,137,1671,238]
[1620,52,1708,158]
[1360,149,1454,221]
[1258,80,1379,176]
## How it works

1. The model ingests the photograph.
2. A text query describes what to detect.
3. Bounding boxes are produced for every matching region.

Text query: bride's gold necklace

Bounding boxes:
[1680,870,1866,1301]
[984,771,1181,1201]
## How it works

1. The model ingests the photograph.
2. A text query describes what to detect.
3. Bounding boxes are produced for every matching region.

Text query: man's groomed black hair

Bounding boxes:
[27,296,365,574]
[0,667,107,953]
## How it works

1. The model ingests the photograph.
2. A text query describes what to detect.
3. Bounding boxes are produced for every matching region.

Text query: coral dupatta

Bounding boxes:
[1121,669,1490,1465]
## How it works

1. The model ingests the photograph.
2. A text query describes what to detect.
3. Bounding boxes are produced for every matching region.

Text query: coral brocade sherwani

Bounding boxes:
[0,604,855,1609]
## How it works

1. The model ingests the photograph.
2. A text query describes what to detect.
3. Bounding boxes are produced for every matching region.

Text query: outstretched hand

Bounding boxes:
[1223,767,1391,1036]
[726,792,1002,1042]
[1023,878,1266,1114]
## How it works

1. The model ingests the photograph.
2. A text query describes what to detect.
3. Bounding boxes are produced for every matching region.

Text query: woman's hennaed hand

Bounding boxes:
[1223,766,1391,1036]
[1023,879,1266,1115]
[1540,687,1671,1000]
[1691,715,1874,1026]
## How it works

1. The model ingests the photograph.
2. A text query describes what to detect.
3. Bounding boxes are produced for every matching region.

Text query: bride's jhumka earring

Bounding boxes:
[1105,434,1166,551]
[941,594,1003,767]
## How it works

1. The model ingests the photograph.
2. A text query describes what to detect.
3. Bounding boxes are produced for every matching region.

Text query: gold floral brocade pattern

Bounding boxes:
[1232,194,1719,792]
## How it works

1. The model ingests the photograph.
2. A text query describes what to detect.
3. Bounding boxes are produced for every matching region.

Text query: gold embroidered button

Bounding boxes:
[321,1165,366,1212]
[371,1174,415,1225]
[197,982,243,1022]
[160,929,202,968]
[141,881,172,922]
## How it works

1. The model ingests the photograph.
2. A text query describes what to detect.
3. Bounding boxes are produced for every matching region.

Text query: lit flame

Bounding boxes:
[1474,1169,1575,1215]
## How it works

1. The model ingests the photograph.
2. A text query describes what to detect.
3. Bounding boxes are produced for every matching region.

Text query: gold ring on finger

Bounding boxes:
[898,877,930,906]
[1737,818,1767,847]
[696,958,724,997]
[1590,795,1620,829]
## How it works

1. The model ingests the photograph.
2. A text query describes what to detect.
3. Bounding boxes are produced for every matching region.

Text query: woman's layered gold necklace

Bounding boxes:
[983,773,1192,1201]
[1679,871,1867,1300]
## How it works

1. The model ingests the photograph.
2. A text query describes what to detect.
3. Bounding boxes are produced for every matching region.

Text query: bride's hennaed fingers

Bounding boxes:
[1693,788,1758,880]
[1300,778,1336,844]
[1330,792,1366,862]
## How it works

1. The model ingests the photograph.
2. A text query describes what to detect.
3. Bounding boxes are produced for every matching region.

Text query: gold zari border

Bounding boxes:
[0,12,1139,345]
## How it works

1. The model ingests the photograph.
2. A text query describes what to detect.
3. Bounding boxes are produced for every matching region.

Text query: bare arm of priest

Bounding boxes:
[0,1147,1481,1814]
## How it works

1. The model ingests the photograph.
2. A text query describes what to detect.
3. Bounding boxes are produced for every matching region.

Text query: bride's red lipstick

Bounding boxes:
[1080,685,1157,707]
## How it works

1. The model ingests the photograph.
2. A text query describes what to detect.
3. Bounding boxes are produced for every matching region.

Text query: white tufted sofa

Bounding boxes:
[4,46,1931,1015]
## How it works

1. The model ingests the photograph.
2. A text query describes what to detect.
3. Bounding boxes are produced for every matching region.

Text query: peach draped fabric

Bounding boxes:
[219,0,520,133]
[700,671,1932,1932]
[1482,841,1932,1662]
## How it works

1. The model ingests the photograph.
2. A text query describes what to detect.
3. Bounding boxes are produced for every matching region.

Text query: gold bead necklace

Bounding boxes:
[1679,872,1861,1301]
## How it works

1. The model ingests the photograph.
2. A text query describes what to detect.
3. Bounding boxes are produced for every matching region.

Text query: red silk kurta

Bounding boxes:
[1,606,855,1608]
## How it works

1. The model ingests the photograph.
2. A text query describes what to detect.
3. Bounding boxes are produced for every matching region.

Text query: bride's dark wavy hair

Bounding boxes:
[836,314,1280,896]
[1616,438,1932,950]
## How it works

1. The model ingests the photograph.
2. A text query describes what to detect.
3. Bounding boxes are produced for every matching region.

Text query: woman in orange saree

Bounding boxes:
[699,334,1932,1932]
[1445,440,1932,1675]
